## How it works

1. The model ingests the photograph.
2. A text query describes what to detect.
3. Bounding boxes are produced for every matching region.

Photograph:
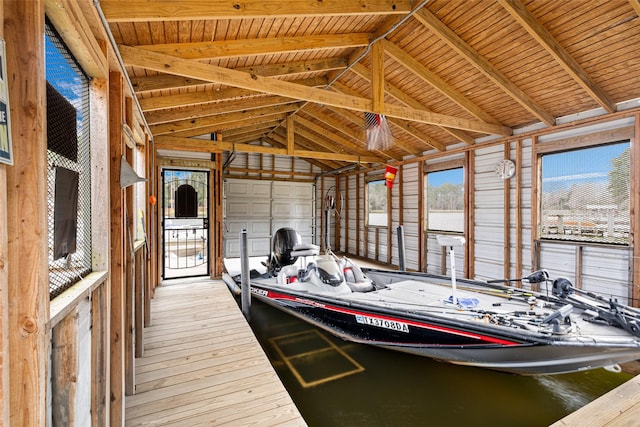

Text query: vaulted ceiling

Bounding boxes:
[101,0,640,171]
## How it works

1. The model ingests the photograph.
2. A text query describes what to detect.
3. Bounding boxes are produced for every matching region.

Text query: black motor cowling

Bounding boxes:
[269,227,302,269]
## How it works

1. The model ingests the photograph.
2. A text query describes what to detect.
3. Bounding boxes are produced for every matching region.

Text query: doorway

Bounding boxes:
[162,169,210,279]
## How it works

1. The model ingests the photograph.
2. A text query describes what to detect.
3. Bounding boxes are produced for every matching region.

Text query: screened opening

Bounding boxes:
[46,21,92,299]
[540,141,630,245]
[426,168,464,232]
[367,179,387,226]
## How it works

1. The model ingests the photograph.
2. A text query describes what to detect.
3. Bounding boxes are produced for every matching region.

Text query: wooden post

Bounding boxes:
[466,150,475,279]
[91,284,109,426]
[109,70,125,425]
[503,142,511,280]
[356,173,361,256]
[320,177,325,252]
[90,76,110,426]
[335,176,341,251]
[530,135,540,278]
[418,161,424,271]
[0,1,9,424]
[52,311,78,426]
[515,138,523,283]
[344,175,350,254]
[124,146,135,396]
[135,247,144,358]
[214,147,224,277]
[5,0,48,424]
[387,178,392,264]
[632,113,640,307]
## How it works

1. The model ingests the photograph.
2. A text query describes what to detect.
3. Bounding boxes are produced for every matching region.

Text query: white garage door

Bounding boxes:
[224,179,315,258]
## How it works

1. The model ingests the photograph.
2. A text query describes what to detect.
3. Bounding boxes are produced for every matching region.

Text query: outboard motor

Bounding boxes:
[268,227,302,272]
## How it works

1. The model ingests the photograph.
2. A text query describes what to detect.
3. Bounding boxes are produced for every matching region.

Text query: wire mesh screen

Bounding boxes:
[540,141,630,245]
[46,22,92,299]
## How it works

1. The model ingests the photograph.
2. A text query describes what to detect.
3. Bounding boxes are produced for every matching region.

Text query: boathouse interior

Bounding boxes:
[1,0,640,424]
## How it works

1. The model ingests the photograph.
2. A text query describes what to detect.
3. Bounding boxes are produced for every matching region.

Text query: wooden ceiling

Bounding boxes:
[102,0,640,171]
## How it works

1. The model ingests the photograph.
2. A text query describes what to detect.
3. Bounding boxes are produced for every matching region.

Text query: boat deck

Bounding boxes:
[124,278,306,426]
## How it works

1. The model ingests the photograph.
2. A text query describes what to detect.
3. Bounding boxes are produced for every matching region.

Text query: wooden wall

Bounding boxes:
[0,1,153,425]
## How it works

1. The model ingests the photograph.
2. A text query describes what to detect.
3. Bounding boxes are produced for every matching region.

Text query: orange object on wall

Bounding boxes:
[385,165,398,188]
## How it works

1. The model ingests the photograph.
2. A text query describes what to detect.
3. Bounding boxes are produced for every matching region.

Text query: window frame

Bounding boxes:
[365,174,388,228]
[424,159,466,234]
[534,127,634,247]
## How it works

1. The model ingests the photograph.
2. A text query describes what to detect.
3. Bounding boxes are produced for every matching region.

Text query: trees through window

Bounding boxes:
[540,141,630,245]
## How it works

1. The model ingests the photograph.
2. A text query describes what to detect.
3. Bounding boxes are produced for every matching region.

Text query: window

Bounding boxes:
[367,179,387,226]
[426,168,464,232]
[46,21,92,298]
[540,141,630,245]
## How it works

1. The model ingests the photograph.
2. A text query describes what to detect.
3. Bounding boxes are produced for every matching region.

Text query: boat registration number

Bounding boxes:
[355,315,409,333]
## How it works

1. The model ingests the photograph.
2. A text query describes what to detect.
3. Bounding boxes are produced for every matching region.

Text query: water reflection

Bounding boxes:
[246,300,632,427]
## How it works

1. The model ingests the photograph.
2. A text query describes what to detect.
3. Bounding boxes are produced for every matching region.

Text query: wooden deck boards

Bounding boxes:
[125,279,306,426]
[551,374,640,426]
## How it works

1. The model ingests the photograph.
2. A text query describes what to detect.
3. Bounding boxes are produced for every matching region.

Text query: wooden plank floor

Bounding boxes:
[551,374,640,426]
[125,278,306,426]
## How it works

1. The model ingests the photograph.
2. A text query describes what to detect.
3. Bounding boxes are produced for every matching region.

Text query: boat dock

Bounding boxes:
[551,373,640,426]
[124,278,306,426]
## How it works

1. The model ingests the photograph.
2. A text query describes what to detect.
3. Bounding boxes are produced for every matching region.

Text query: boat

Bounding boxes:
[223,227,640,375]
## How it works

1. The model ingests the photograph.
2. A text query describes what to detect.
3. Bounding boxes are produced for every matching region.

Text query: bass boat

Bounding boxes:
[224,228,640,375]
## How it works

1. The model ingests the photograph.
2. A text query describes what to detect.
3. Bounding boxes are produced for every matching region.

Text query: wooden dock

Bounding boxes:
[125,278,306,426]
[551,373,640,426]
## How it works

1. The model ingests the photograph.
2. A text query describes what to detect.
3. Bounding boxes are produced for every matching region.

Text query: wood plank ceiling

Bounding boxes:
[102,0,640,171]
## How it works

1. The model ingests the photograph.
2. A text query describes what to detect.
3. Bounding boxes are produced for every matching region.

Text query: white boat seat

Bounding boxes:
[291,243,320,258]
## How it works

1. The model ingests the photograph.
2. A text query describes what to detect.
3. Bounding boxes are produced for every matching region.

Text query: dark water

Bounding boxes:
[246,300,632,427]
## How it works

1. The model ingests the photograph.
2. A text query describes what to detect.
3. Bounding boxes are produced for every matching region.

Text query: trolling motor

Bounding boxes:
[487,269,550,286]
[551,276,640,338]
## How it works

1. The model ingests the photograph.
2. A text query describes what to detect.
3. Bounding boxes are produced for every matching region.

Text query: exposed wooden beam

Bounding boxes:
[631,0,640,17]
[131,33,373,60]
[371,40,385,113]
[387,118,445,152]
[150,103,303,136]
[265,134,342,170]
[139,87,258,111]
[154,135,383,163]
[349,62,474,144]
[45,0,107,78]
[225,131,273,145]
[295,115,392,160]
[286,115,295,155]
[141,76,325,113]
[144,95,300,125]
[237,57,348,79]
[172,114,291,138]
[131,74,210,94]
[330,82,435,154]
[130,57,348,94]
[120,46,511,135]
[413,8,555,126]
[302,107,401,160]
[498,0,615,113]
[221,121,282,138]
[101,0,413,22]
[294,116,386,160]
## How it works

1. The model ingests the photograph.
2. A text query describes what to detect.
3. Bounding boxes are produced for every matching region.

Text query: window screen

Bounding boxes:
[46,21,92,298]
[540,142,630,245]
